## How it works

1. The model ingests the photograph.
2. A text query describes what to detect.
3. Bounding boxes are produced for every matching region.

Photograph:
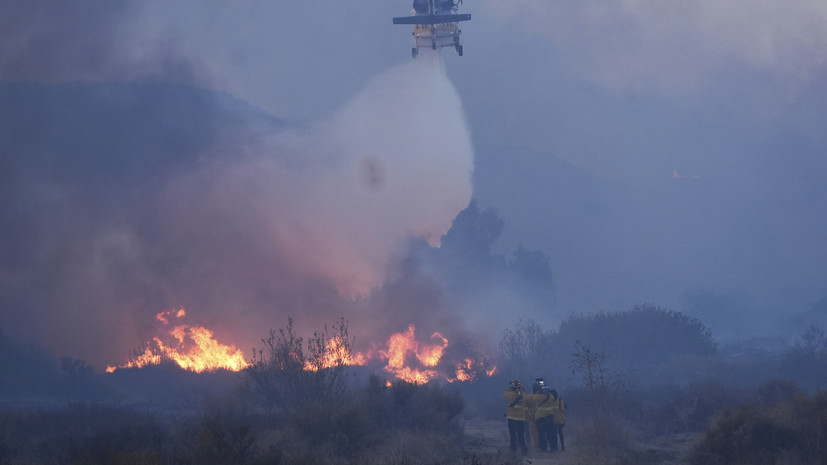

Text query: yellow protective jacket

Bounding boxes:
[552,398,566,425]
[527,392,555,420]
[503,388,529,421]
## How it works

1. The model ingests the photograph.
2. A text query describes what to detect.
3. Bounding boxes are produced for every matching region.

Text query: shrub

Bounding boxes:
[173,411,255,465]
[247,317,355,414]
[498,319,553,379]
[554,304,718,385]
[688,389,827,465]
[245,319,466,463]
[569,341,628,449]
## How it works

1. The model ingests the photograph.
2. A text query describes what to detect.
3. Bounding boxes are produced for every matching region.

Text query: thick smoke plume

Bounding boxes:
[255,52,474,296]
[0,51,474,369]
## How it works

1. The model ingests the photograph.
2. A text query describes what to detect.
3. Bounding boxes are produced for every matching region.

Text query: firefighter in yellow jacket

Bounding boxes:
[550,389,566,451]
[503,379,529,455]
[527,383,556,451]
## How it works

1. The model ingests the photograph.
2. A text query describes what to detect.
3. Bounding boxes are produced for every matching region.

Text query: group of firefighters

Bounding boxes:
[503,378,566,455]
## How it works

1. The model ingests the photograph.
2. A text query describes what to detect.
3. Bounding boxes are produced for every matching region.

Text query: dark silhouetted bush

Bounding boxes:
[0,403,168,465]
[552,304,719,386]
[174,412,255,465]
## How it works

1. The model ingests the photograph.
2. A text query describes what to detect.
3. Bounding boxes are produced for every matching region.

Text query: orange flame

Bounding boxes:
[106,308,249,373]
[294,323,495,384]
[453,358,475,382]
[447,357,497,383]
[379,324,448,384]
[304,336,367,371]
[106,312,496,385]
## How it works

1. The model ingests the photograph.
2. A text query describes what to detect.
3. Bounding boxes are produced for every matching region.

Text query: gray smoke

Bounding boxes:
[0,49,475,369]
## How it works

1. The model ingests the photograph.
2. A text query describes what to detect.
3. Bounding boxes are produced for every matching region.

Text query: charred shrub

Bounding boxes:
[354,379,464,464]
[245,318,377,458]
[67,422,167,465]
[343,376,466,432]
[174,412,256,465]
[247,376,465,464]
[0,403,168,465]
[408,382,465,430]
[372,378,464,431]
[247,318,354,413]
[246,320,465,463]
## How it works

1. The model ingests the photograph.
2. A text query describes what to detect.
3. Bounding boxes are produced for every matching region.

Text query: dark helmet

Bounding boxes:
[532,377,545,393]
[510,379,521,388]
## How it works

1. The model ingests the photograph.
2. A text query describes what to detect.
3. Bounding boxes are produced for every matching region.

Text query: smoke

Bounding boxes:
[0,51,475,369]
[0,0,203,85]
[166,52,473,298]
[480,0,827,91]
[255,52,474,296]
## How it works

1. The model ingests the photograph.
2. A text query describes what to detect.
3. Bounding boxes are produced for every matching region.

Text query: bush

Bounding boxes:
[247,317,355,414]
[688,389,827,465]
[553,304,718,386]
[569,341,628,450]
[498,319,553,379]
[244,318,466,464]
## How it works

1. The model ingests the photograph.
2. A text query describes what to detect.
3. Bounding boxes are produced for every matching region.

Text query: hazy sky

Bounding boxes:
[1,0,826,365]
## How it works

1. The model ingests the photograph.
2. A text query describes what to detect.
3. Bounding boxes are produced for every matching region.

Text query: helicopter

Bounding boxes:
[392,0,471,58]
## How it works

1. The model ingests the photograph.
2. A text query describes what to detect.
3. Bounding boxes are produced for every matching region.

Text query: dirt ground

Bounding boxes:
[463,418,578,465]
[462,418,700,465]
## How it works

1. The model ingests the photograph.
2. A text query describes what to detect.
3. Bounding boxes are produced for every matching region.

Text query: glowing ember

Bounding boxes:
[106,308,249,373]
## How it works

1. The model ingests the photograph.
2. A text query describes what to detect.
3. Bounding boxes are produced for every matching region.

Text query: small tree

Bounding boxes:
[569,340,626,449]
[779,325,827,390]
[794,325,826,355]
[247,317,355,414]
[499,318,552,378]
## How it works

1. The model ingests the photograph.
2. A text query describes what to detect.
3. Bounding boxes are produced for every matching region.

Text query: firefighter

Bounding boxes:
[527,378,544,447]
[528,383,556,451]
[503,379,529,455]
[549,388,566,451]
